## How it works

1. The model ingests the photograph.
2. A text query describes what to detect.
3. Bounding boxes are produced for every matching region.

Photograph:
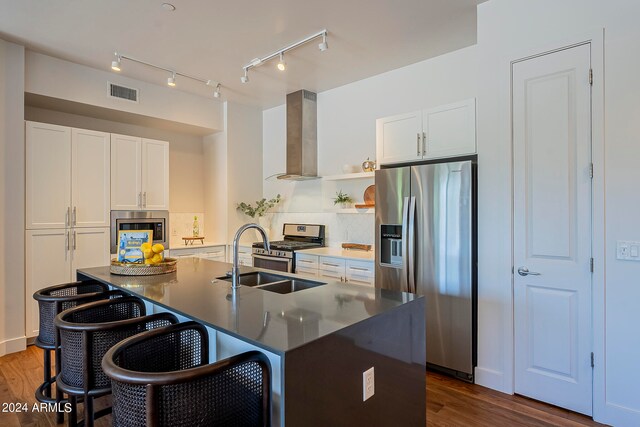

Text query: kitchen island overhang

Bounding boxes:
[77,258,425,426]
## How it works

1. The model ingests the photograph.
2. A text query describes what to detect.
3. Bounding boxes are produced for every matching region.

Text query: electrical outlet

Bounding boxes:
[617,240,640,261]
[171,228,178,237]
[362,367,374,401]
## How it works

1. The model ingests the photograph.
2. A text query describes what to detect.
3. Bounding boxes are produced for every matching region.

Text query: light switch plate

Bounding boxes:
[617,240,640,261]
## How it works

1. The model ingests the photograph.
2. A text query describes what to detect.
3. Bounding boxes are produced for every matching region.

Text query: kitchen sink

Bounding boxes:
[217,272,326,294]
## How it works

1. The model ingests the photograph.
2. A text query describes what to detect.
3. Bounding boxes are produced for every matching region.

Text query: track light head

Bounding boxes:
[277,52,286,71]
[167,72,176,87]
[111,53,121,71]
[241,69,249,84]
[213,83,221,98]
[318,33,328,51]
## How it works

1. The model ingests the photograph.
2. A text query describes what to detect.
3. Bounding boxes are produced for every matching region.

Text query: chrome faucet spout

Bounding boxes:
[232,223,270,290]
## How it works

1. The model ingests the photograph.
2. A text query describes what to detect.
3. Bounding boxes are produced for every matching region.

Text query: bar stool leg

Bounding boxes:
[67,396,77,427]
[55,346,64,424]
[43,349,52,398]
[84,394,94,427]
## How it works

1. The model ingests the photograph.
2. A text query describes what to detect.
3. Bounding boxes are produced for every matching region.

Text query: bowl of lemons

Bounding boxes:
[110,243,177,275]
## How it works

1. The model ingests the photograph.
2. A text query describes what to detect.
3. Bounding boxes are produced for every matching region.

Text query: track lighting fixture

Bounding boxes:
[167,72,176,87]
[241,29,328,82]
[318,33,328,51]
[110,52,221,99]
[111,53,121,71]
[277,52,286,71]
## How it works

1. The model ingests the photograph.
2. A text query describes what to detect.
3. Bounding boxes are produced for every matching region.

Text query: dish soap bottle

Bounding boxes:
[192,216,199,237]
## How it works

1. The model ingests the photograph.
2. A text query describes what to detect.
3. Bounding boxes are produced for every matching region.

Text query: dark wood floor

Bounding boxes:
[0,345,607,426]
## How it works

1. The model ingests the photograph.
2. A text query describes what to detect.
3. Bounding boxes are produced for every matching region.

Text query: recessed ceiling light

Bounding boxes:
[161,3,176,11]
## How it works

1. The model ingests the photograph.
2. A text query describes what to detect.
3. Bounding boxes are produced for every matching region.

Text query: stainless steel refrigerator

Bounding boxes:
[375,159,476,381]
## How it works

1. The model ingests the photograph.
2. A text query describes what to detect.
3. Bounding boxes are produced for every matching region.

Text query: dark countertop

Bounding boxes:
[77,258,419,355]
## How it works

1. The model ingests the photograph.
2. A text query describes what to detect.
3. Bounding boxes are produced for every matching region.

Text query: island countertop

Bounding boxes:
[77,258,419,355]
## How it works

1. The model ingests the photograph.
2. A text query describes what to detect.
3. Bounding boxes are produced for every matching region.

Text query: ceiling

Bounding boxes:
[0,0,480,108]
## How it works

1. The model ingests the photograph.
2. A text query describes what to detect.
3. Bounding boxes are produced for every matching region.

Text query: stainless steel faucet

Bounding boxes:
[231,223,270,290]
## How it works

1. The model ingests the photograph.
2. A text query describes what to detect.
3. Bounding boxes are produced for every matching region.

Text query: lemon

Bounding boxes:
[152,243,165,254]
[140,242,152,252]
[144,258,154,265]
[151,253,163,264]
[143,249,154,259]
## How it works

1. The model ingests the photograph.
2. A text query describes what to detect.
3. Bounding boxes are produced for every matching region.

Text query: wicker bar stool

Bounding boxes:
[102,321,272,427]
[32,280,124,421]
[55,296,179,427]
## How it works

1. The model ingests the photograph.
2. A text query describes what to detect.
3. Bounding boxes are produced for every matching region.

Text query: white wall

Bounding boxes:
[0,39,26,356]
[204,102,264,245]
[476,1,640,425]
[24,107,206,214]
[25,51,223,132]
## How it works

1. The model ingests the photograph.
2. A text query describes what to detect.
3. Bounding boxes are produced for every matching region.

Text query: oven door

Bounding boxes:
[252,254,293,273]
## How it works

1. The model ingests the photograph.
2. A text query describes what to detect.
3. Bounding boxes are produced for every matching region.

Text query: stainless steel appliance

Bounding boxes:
[110,210,169,254]
[375,159,476,381]
[252,223,325,272]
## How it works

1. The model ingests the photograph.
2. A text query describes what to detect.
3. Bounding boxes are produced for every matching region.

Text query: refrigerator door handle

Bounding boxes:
[401,196,410,293]
[407,196,417,294]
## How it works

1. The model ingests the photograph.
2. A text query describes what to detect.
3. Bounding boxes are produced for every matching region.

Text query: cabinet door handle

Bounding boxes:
[299,259,314,264]
[138,192,141,208]
[72,206,77,226]
[422,131,426,155]
[349,266,370,272]
[66,207,70,227]
[417,133,421,156]
[143,191,147,208]
[72,230,77,250]
[323,262,340,267]
[65,231,70,251]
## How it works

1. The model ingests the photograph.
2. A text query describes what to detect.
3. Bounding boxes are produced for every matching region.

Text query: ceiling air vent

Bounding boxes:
[108,82,139,103]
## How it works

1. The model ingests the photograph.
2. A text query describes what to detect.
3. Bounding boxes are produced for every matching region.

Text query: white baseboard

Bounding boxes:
[595,401,640,427]
[0,336,27,357]
[475,366,510,393]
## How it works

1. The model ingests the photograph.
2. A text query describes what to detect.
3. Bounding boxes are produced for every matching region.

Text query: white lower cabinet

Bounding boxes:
[169,245,226,262]
[295,253,374,286]
[26,227,110,338]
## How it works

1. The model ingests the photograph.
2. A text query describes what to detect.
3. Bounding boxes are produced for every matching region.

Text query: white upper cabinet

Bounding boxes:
[26,122,110,229]
[376,99,476,166]
[72,128,110,227]
[142,138,170,210]
[422,99,476,159]
[111,135,169,211]
[376,111,423,165]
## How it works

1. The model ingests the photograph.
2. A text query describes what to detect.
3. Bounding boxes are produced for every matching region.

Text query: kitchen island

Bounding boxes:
[77,258,425,426]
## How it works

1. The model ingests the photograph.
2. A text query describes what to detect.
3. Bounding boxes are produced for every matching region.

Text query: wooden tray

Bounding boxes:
[182,236,205,245]
[110,258,177,276]
[342,243,372,251]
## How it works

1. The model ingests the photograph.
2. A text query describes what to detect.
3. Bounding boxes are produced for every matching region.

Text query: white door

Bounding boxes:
[376,111,423,165]
[111,134,142,210]
[512,43,592,415]
[26,122,71,229]
[72,128,110,227]
[423,98,476,159]
[71,227,110,278]
[141,138,169,210]
[26,229,71,337]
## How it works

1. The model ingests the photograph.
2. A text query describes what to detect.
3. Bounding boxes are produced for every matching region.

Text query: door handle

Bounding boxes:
[407,196,416,294]
[517,267,541,276]
[72,230,77,250]
[416,133,421,156]
[138,192,142,208]
[143,191,147,208]
[72,206,77,226]
[401,196,409,293]
[66,207,70,227]
[422,131,426,155]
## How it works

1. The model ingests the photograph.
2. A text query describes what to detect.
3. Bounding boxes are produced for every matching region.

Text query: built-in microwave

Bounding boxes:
[110,210,169,254]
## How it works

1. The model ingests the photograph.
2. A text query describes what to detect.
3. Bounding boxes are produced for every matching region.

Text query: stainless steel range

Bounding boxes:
[252,223,325,273]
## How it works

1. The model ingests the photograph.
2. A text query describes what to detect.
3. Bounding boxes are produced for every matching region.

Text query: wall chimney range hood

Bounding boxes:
[276,90,320,180]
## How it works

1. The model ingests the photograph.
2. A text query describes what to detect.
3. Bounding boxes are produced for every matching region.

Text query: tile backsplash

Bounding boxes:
[170,212,205,247]
[267,212,374,248]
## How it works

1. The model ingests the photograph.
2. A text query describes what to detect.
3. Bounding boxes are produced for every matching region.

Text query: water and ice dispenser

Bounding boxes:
[379,224,403,267]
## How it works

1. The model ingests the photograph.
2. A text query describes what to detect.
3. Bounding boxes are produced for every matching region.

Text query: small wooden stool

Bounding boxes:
[182,236,205,245]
